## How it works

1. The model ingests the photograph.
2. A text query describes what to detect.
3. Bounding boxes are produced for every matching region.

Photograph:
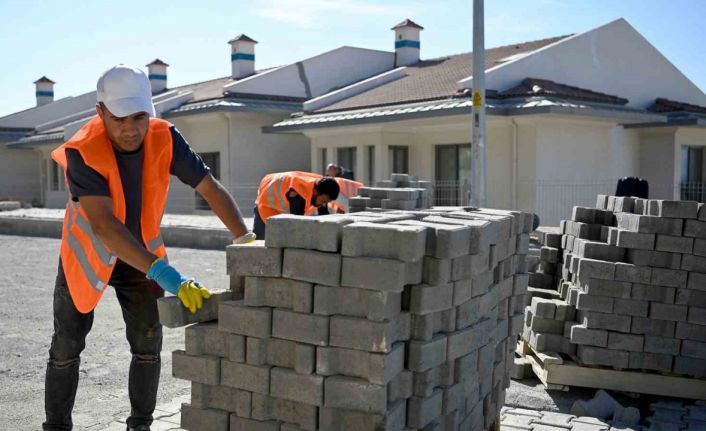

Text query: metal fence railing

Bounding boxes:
[680,182,706,202]
[433,180,471,207]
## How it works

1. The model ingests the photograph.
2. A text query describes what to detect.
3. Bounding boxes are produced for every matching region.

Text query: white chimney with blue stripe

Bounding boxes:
[228,34,258,79]
[392,19,424,67]
[34,76,55,106]
[147,59,169,94]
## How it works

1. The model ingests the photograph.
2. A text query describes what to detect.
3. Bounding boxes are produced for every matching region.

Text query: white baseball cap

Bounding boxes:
[96,65,155,117]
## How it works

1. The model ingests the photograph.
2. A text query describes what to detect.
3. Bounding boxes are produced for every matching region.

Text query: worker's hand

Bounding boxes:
[146,258,211,313]
[233,232,256,244]
[176,280,211,313]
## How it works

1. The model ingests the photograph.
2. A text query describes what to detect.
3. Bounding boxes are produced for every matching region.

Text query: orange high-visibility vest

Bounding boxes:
[327,177,364,213]
[256,171,322,222]
[51,115,173,313]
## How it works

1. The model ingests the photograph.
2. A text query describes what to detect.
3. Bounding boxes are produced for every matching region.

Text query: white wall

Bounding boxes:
[464,19,706,108]
[0,145,41,204]
[637,128,677,199]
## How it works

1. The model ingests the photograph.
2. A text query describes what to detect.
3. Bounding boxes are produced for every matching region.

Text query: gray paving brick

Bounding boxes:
[683,219,706,239]
[218,300,272,338]
[682,253,706,273]
[244,277,313,313]
[172,350,220,386]
[408,334,448,372]
[681,339,706,359]
[631,317,675,337]
[614,262,651,284]
[631,283,675,303]
[329,313,410,353]
[687,306,706,325]
[324,375,387,414]
[651,268,687,289]
[409,283,453,315]
[251,392,318,430]
[313,284,400,322]
[674,356,706,377]
[317,399,406,431]
[341,222,427,262]
[628,351,673,373]
[626,249,681,269]
[229,415,280,431]
[570,324,609,347]
[272,309,329,346]
[282,248,341,286]
[578,258,616,281]
[613,298,649,317]
[316,342,404,385]
[340,256,407,292]
[577,345,629,368]
[158,290,233,328]
[644,335,680,355]
[607,332,644,352]
[687,271,706,291]
[407,389,443,429]
[264,214,353,252]
[577,292,614,313]
[270,366,324,406]
[676,321,706,342]
[648,199,698,219]
[650,303,687,322]
[180,403,229,431]
[655,235,694,254]
[580,278,631,299]
[423,256,452,285]
[227,241,282,277]
[579,310,631,333]
[391,219,472,259]
[185,322,228,357]
[190,382,251,417]
[221,359,270,394]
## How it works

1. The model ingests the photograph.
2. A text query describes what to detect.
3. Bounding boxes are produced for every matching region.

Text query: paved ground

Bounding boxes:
[0,234,228,430]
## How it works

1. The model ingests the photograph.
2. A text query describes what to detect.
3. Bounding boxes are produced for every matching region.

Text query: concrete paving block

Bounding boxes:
[408,389,443,429]
[676,321,706,342]
[270,366,324,406]
[607,332,644,352]
[578,258,616,281]
[643,335,680,355]
[613,298,649,317]
[628,351,673,373]
[227,241,282,277]
[244,277,313,313]
[318,400,406,431]
[330,313,410,353]
[341,222,427,262]
[264,214,355,252]
[577,292,615,313]
[570,389,620,419]
[227,334,246,362]
[446,319,491,361]
[656,235,694,254]
[324,375,387,414]
[596,195,608,209]
[316,342,404,385]
[341,256,407,292]
[392,219,471,259]
[573,206,596,223]
[535,411,575,428]
[180,403,229,431]
[272,309,329,346]
[229,274,245,299]
[687,306,706,325]
[674,356,706,377]
[186,322,229,357]
[229,415,280,431]
[650,303,687,322]
[218,300,272,338]
[682,253,706,272]
[172,350,221,385]
[631,283,675,303]
[579,310,631,333]
[630,317,675,337]
[158,289,233,328]
[408,334,448,372]
[613,262,651,284]
[580,278,632,299]
[529,314,565,335]
[191,382,251,416]
[577,241,626,262]
[451,251,490,281]
[245,337,306,370]
[687,271,706,291]
[684,219,706,239]
[282,248,341,286]
[651,268,688,289]
[693,238,706,257]
[422,257,452,285]
[313,284,400,322]
[530,297,557,319]
[221,359,270,394]
[614,230,656,250]
[681,339,706,359]
[648,199,698,219]
[251,392,318,430]
[421,215,491,254]
[570,324,609,347]
[676,289,706,308]
[577,345,629,368]
[409,283,453,315]
[386,369,413,405]
[453,278,473,306]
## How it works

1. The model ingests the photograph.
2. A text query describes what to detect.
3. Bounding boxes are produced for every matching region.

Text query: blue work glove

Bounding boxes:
[146,259,211,313]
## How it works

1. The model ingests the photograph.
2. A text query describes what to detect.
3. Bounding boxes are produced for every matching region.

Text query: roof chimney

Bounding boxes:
[391,19,423,67]
[228,34,257,79]
[146,59,169,94]
[34,76,55,106]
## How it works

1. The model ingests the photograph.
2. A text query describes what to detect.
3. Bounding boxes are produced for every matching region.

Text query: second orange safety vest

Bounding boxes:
[51,115,173,313]
[255,171,323,222]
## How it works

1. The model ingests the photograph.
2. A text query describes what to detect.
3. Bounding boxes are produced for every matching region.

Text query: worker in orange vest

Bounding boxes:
[44,65,253,431]
[253,171,340,239]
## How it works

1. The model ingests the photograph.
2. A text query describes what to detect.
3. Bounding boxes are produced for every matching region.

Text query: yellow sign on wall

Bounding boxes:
[473,91,482,108]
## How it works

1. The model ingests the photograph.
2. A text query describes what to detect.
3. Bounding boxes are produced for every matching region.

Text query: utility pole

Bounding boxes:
[470,0,487,208]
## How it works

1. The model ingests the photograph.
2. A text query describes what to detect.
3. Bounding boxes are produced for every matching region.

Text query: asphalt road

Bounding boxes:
[0,234,229,430]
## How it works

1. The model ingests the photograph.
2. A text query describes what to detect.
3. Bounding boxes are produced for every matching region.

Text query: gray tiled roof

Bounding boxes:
[315,35,570,113]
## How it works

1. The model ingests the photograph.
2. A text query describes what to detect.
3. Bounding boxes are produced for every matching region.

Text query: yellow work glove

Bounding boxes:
[233,232,257,244]
[177,280,212,314]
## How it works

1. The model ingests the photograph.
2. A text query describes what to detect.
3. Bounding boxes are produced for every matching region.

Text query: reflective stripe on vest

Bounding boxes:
[147,235,164,253]
[65,204,110,292]
[70,202,115,267]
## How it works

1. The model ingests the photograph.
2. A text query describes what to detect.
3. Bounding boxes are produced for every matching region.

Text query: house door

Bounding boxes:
[435,144,471,206]
[681,146,704,201]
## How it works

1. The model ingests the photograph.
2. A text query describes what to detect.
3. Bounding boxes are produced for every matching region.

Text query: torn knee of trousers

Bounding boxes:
[48,357,80,369]
[133,353,160,363]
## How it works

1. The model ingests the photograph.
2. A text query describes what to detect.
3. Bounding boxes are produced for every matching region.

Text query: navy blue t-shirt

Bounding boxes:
[65,126,210,244]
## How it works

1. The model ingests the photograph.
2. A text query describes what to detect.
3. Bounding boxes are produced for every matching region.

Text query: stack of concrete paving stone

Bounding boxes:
[350,173,433,211]
[500,406,642,431]
[644,400,706,430]
[165,207,533,431]
[527,230,563,292]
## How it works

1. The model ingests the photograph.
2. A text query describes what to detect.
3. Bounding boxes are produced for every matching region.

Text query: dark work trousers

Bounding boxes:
[43,259,164,430]
[253,205,266,240]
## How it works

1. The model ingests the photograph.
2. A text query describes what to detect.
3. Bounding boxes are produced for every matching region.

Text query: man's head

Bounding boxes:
[326,163,342,177]
[313,177,340,207]
[95,65,155,152]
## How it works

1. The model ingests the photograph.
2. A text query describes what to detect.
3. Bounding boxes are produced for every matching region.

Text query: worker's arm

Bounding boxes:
[78,195,157,273]
[195,173,249,239]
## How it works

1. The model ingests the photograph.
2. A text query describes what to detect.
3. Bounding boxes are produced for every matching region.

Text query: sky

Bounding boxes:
[1,0,705,117]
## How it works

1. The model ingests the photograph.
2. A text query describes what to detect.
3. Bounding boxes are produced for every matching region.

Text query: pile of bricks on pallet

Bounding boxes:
[167,207,532,431]
[645,400,706,430]
[350,173,433,211]
[522,196,706,379]
[527,230,563,293]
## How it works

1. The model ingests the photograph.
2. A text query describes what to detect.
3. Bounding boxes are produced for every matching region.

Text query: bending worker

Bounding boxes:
[253,171,340,239]
[44,65,253,431]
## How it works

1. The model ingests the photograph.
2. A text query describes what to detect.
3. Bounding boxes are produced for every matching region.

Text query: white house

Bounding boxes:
[265,19,706,225]
[3,18,706,225]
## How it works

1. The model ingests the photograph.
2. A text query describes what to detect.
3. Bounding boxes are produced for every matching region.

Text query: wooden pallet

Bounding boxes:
[516,340,706,400]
